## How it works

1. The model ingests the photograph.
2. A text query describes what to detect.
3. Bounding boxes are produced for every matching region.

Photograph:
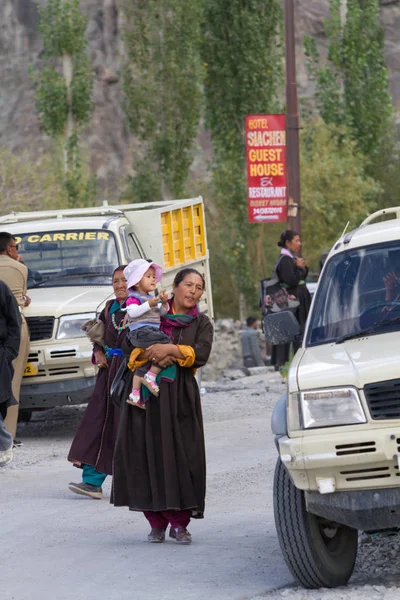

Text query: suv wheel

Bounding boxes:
[273,458,358,588]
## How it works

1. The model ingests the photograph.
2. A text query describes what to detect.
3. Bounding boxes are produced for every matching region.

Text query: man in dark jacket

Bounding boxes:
[241,316,264,368]
[0,280,21,467]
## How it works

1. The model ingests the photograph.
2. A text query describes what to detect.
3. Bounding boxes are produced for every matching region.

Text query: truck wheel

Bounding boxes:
[273,458,358,589]
[18,410,33,423]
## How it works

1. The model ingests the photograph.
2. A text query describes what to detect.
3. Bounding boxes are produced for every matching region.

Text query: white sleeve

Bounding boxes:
[126,301,151,318]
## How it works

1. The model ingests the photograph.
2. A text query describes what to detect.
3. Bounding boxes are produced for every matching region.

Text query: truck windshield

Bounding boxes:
[14,230,119,288]
[307,241,400,346]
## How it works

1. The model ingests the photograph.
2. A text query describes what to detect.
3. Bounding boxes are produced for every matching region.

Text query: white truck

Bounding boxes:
[0,197,212,421]
[269,207,400,589]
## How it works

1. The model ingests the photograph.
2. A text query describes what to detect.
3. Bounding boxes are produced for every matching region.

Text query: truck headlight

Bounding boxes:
[300,387,366,429]
[56,313,96,340]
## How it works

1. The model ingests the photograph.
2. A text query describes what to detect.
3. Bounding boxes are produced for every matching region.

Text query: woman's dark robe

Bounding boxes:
[111,313,213,517]
[271,255,312,368]
[67,300,128,475]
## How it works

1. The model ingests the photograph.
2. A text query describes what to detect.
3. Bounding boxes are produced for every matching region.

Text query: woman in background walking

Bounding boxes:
[271,230,311,370]
[67,265,129,499]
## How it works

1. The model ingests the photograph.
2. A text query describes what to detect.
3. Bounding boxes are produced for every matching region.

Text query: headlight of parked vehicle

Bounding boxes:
[56,313,96,340]
[300,387,366,429]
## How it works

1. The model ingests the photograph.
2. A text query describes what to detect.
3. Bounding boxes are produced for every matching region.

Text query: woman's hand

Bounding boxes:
[145,343,175,363]
[142,344,176,368]
[157,356,176,368]
[94,350,108,369]
[295,257,306,269]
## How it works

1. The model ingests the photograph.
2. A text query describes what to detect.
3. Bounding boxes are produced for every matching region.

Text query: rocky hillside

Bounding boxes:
[1,0,399,197]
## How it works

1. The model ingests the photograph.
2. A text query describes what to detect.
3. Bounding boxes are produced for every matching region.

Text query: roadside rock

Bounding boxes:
[248,366,275,376]
[201,319,244,381]
[202,319,269,381]
[221,368,247,381]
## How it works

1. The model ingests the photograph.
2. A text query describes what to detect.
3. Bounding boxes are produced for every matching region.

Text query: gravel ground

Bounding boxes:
[4,369,400,599]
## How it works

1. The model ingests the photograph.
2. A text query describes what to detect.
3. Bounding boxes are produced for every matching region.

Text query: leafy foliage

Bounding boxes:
[300,119,380,268]
[71,51,94,125]
[304,0,392,161]
[31,67,68,136]
[37,0,87,57]
[202,0,283,309]
[32,0,94,206]
[0,149,68,214]
[121,0,203,200]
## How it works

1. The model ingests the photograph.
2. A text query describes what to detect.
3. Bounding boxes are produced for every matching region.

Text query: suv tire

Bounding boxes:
[273,458,358,588]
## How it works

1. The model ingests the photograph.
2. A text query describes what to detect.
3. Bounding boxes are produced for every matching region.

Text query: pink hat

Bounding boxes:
[124,259,163,290]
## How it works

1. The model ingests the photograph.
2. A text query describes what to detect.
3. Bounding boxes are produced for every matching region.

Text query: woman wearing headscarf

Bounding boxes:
[67,265,129,498]
[271,230,311,370]
[112,268,213,545]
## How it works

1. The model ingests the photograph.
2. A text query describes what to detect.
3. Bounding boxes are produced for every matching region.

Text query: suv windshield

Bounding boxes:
[307,241,400,346]
[14,230,119,288]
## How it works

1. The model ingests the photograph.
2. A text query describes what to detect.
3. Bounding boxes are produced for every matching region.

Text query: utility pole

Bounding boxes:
[284,0,301,235]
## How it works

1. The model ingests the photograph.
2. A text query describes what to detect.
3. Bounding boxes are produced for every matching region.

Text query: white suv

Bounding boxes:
[270,207,400,588]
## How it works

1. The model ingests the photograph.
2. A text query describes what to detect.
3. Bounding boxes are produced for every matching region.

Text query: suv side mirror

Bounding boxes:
[263,311,302,345]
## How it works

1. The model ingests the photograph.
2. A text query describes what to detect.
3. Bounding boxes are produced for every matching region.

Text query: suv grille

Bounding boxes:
[364,379,400,419]
[26,317,55,341]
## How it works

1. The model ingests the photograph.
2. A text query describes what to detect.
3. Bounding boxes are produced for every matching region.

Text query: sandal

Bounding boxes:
[139,373,160,397]
[126,392,146,409]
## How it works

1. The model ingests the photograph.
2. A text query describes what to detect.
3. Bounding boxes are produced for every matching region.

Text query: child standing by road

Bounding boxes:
[124,259,170,409]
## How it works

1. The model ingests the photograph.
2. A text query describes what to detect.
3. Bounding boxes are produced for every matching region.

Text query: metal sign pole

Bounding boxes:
[284,0,301,235]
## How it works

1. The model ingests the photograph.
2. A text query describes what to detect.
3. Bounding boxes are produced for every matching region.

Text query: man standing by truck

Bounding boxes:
[0,279,21,466]
[0,232,30,444]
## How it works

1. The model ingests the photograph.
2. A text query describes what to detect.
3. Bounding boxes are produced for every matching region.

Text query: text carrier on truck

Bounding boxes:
[0,197,213,421]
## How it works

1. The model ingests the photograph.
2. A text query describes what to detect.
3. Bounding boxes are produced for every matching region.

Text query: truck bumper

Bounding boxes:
[306,487,400,530]
[20,377,96,410]
[278,427,400,493]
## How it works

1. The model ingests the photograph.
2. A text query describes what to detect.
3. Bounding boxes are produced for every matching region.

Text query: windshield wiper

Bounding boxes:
[29,268,111,288]
[336,315,400,344]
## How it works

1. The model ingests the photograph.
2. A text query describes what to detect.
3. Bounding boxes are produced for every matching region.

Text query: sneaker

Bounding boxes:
[139,373,160,397]
[147,528,166,543]
[13,439,23,448]
[0,445,13,467]
[169,526,192,545]
[68,481,103,499]
[126,393,146,409]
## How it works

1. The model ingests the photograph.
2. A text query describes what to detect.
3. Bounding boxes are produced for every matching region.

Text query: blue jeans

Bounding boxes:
[82,464,107,487]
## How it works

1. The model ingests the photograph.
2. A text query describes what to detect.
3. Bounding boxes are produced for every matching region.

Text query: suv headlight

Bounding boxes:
[56,313,96,340]
[300,387,366,429]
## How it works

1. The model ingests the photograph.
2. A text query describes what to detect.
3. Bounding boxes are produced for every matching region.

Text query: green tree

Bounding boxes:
[300,119,380,268]
[0,149,68,214]
[31,0,94,206]
[304,0,392,163]
[202,0,283,312]
[121,0,203,201]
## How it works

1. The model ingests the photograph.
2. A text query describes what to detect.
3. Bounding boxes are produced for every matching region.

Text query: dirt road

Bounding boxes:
[1,372,292,600]
[2,370,400,600]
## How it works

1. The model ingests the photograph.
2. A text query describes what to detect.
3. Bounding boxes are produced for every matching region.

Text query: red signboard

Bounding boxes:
[245,114,287,223]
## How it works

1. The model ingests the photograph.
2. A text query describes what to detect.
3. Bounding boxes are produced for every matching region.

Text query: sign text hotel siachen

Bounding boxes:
[245,115,287,223]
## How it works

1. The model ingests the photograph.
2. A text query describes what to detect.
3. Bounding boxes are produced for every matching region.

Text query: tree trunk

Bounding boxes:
[239,292,246,323]
[63,54,74,174]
